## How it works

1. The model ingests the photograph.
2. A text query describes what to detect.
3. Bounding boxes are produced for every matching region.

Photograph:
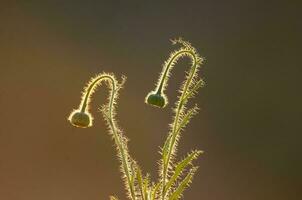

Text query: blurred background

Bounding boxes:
[0,0,301,199]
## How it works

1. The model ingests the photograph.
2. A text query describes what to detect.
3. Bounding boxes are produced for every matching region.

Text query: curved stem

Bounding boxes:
[161,51,198,200]
[156,50,195,94]
[80,75,136,200]
[107,81,137,200]
[80,75,112,112]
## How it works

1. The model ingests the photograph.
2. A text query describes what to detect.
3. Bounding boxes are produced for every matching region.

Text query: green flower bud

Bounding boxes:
[68,110,92,128]
[145,92,167,108]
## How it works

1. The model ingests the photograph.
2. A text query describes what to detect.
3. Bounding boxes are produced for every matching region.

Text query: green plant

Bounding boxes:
[68,38,205,200]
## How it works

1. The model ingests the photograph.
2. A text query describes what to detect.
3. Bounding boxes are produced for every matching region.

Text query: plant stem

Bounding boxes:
[156,50,193,94]
[106,77,137,200]
[80,75,136,200]
[161,52,198,200]
[80,75,112,112]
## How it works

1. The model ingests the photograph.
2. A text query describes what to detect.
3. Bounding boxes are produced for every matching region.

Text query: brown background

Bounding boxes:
[0,0,301,200]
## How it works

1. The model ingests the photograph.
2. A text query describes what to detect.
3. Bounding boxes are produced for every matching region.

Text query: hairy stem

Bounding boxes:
[105,77,137,200]
[161,52,198,200]
[156,50,195,94]
[80,74,136,200]
[80,75,112,112]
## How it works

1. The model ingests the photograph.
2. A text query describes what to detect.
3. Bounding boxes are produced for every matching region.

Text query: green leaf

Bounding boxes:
[109,196,118,200]
[161,134,172,161]
[165,150,202,194]
[183,79,204,101]
[143,175,150,200]
[151,182,161,200]
[168,167,198,200]
[176,105,199,134]
[136,168,145,200]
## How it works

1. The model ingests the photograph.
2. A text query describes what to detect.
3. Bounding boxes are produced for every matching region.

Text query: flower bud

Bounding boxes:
[145,92,167,108]
[68,110,92,128]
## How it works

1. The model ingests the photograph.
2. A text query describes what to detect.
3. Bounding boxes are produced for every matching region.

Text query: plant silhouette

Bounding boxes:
[68,39,205,200]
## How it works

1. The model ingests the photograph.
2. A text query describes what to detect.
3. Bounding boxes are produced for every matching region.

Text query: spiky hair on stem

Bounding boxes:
[67,72,142,200]
[110,196,119,200]
[68,72,119,128]
[145,38,204,109]
[67,38,206,200]
[145,38,205,200]
[99,78,140,200]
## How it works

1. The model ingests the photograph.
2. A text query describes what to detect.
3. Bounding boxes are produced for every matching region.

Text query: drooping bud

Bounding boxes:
[68,110,92,128]
[145,92,167,108]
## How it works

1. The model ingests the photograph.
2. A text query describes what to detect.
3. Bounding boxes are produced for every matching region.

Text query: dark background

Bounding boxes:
[0,0,301,200]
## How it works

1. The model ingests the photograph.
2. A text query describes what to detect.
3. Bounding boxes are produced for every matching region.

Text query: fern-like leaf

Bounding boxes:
[175,105,199,135]
[136,168,146,200]
[110,196,119,200]
[165,150,202,195]
[168,167,198,200]
[151,182,161,200]
[183,79,205,102]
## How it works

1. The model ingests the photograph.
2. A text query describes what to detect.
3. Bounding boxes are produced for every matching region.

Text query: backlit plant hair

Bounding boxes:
[145,38,204,200]
[68,73,139,199]
[67,38,205,200]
